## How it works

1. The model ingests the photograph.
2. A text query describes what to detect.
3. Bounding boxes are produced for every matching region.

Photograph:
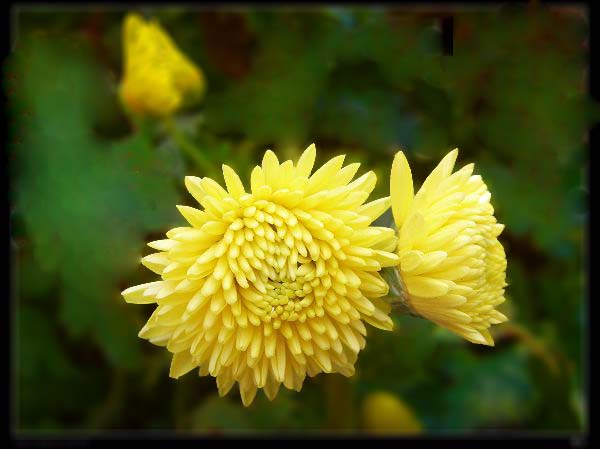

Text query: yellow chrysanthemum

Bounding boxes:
[122,144,399,405]
[389,149,508,346]
[361,391,422,434]
[119,13,205,117]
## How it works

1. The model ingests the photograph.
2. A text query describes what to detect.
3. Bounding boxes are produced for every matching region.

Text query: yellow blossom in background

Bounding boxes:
[119,13,205,117]
[122,144,399,405]
[389,149,508,346]
[361,391,422,434]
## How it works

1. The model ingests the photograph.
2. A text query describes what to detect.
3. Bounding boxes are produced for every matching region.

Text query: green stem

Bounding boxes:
[380,266,421,318]
[88,368,126,429]
[163,117,213,175]
[501,322,560,375]
[324,374,354,431]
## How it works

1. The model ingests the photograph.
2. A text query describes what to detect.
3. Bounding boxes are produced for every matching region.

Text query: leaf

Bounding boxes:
[9,35,181,369]
[440,346,534,429]
[190,395,252,433]
[204,10,439,150]
[203,14,336,144]
[313,62,418,154]
[17,304,106,429]
[478,161,580,259]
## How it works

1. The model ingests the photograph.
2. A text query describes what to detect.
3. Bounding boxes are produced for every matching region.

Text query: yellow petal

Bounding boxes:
[296,143,316,177]
[222,164,246,198]
[122,282,162,304]
[415,149,458,205]
[306,155,346,193]
[404,276,452,298]
[176,205,208,228]
[184,176,206,204]
[262,150,280,186]
[169,351,196,378]
[390,151,414,227]
[359,197,391,223]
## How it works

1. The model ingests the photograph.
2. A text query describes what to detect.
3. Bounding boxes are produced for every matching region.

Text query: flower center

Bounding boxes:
[264,278,306,321]
[220,194,332,329]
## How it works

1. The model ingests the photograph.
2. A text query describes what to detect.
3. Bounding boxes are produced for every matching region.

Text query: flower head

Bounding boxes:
[361,391,422,434]
[390,149,507,345]
[122,144,399,405]
[119,13,205,117]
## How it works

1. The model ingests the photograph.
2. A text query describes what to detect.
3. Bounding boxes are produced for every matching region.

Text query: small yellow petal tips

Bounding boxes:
[119,13,205,117]
[122,144,399,406]
[389,149,508,346]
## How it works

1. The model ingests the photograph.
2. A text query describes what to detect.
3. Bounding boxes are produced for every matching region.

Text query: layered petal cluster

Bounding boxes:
[122,144,399,405]
[390,149,507,345]
[119,13,205,117]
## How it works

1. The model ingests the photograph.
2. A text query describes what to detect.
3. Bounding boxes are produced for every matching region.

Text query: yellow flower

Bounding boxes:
[122,144,399,406]
[119,13,205,117]
[361,391,422,434]
[390,149,507,346]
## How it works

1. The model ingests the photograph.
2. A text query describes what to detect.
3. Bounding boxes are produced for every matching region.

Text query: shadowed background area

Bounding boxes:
[8,5,592,434]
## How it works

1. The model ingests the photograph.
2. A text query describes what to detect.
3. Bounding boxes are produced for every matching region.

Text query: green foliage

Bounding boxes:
[9,36,180,372]
[9,6,590,434]
[440,346,534,429]
[190,389,298,433]
[191,395,254,432]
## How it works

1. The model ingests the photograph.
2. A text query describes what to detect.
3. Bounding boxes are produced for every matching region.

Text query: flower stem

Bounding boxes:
[380,266,421,318]
[88,368,125,428]
[324,374,354,430]
[163,117,213,175]
[500,322,560,375]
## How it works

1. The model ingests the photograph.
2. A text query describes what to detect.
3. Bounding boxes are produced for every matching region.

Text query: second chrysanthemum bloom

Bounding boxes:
[119,13,205,117]
[122,144,399,405]
[389,149,508,346]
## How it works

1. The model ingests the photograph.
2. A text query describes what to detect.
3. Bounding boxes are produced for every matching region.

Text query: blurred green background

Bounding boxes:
[8,5,592,434]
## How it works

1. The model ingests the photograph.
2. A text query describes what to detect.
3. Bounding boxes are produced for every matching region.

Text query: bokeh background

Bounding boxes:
[8,5,593,435]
